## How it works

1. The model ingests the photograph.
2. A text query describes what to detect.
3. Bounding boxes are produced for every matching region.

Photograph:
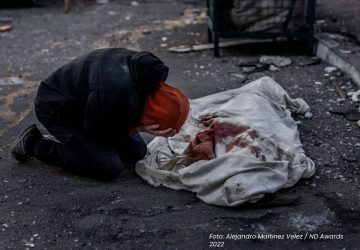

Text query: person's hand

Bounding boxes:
[137,124,176,137]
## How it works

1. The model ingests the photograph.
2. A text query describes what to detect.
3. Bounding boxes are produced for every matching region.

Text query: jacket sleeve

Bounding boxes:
[83,88,131,144]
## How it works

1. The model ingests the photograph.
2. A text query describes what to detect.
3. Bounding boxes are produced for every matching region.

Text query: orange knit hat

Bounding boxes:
[140,81,190,132]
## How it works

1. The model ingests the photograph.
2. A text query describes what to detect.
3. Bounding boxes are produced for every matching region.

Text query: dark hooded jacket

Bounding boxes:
[34,48,169,144]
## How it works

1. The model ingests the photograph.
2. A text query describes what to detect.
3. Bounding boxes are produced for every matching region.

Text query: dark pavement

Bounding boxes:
[0,0,359,249]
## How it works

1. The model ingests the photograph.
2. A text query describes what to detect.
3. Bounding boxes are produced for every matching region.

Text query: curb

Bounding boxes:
[316,35,360,88]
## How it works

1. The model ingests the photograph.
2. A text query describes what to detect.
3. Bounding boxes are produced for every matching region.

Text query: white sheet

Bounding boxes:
[135,76,315,206]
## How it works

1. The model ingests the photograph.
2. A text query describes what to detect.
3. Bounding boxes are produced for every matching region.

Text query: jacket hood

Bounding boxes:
[130,51,169,96]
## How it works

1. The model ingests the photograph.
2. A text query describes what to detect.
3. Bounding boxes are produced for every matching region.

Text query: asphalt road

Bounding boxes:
[0,1,359,249]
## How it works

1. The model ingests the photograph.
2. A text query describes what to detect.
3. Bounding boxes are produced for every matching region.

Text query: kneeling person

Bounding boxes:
[11,48,189,180]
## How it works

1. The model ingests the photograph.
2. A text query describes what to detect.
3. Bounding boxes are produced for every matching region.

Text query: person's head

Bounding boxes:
[130,51,169,96]
[140,81,190,132]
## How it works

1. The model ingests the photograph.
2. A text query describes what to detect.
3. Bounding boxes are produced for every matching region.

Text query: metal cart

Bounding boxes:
[207,0,316,56]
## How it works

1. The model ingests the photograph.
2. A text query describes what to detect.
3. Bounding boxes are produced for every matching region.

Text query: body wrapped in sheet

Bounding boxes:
[136,77,315,206]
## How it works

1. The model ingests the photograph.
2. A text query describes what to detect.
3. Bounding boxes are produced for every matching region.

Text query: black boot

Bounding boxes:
[10,124,43,162]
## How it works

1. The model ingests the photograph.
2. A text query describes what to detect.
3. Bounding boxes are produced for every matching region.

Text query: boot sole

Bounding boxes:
[10,124,37,162]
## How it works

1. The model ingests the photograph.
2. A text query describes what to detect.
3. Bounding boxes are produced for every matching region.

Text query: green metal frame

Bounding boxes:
[207,0,316,56]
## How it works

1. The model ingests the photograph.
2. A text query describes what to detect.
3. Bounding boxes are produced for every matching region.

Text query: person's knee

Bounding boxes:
[134,143,147,161]
[130,134,147,162]
[91,155,124,180]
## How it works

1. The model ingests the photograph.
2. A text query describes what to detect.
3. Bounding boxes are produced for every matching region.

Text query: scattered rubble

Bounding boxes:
[347,89,360,102]
[236,56,292,74]
[95,0,108,4]
[304,112,313,119]
[237,59,258,67]
[0,24,12,32]
[329,108,360,121]
[169,40,251,53]
[0,1,359,249]
[341,155,358,163]
[259,56,292,68]
[269,65,280,71]
[339,48,352,54]
[0,76,27,86]
[239,64,269,74]
[23,239,35,248]
[298,57,322,67]
[229,72,247,83]
[324,66,337,73]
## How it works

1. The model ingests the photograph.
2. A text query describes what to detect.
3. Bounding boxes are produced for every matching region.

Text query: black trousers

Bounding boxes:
[34,112,147,180]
